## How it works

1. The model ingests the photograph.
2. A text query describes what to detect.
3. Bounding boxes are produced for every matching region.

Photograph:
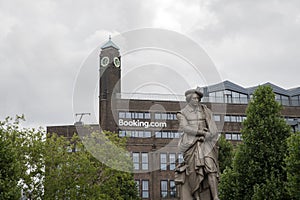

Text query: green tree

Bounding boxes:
[219,85,291,200]
[0,116,22,199]
[44,131,140,200]
[285,131,300,199]
[218,134,234,173]
[0,116,140,199]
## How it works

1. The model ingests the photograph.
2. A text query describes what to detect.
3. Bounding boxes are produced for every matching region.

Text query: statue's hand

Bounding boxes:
[196,130,205,137]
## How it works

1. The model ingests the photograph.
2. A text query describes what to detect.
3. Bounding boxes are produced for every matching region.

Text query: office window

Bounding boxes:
[230,116,237,122]
[162,131,168,138]
[145,112,151,119]
[155,113,161,119]
[169,153,176,170]
[216,91,224,103]
[170,180,176,197]
[225,133,231,140]
[160,153,167,170]
[119,112,126,118]
[178,153,184,164]
[213,114,221,122]
[125,112,131,119]
[161,180,168,198]
[161,113,167,120]
[240,93,248,104]
[224,116,231,122]
[142,180,149,198]
[155,131,181,138]
[155,131,161,138]
[144,131,151,138]
[132,153,139,170]
[291,96,300,106]
[135,180,140,197]
[236,116,242,122]
[232,133,238,140]
[119,130,126,137]
[141,153,148,170]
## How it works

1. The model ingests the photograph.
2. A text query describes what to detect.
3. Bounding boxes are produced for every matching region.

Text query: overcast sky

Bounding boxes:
[1,0,300,128]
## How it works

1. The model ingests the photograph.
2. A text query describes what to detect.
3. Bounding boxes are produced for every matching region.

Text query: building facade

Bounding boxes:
[47,38,300,200]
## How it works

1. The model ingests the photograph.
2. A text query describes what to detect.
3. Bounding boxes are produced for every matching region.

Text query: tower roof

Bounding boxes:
[101,36,120,50]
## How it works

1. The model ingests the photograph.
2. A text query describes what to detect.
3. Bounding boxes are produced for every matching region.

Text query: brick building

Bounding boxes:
[47,38,300,200]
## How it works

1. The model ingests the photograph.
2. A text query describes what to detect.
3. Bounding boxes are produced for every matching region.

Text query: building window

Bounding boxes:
[119,111,152,119]
[142,180,149,198]
[169,153,176,170]
[135,180,140,197]
[155,112,177,120]
[141,153,149,170]
[155,131,181,138]
[161,180,168,198]
[224,116,231,122]
[225,133,232,140]
[291,95,300,106]
[213,114,221,122]
[145,112,151,119]
[275,94,290,106]
[224,115,246,123]
[224,133,242,141]
[170,180,176,197]
[209,90,248,104]
[178,153,184,164]
[132,153,139,170]
[119,130,152,138]
[160,153,167,170]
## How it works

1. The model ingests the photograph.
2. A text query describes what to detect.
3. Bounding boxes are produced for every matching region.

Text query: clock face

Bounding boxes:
[101,57,109,67]
[113,57,120,68]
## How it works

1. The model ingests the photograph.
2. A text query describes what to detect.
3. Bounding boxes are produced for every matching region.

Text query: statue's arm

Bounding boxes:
[177,113,204,136]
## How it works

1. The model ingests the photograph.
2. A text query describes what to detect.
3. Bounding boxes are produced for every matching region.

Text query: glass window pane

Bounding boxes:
[232,134,238,140]
[138,112,144,119]
[169,154,176,170]
[170,180,176,197]
[145,112,151,119]
[155,131,162,138]
[178,153,184,164]
[214,115,221,122]
[160,153,167,170]
[155,113,161,119]
[142,180,149,198]
[225,133,231,140]
[161,113,167,120]
[144,131,151,138]
[133,153,139,170]
[161,181,168,198]
[224,116,231,122]
[119,112,125,118]
[135,180,140,196]
[125,112,131,119]
[119,130,125,137]
[231,116,237,122]
[162,132,168,138]
[142,153,148,170]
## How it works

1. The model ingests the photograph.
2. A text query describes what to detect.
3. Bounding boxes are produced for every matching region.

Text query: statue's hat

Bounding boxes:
[184,87,203,98]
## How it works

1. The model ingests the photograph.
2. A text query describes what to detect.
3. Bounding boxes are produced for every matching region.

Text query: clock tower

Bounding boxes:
[99,36,121,132]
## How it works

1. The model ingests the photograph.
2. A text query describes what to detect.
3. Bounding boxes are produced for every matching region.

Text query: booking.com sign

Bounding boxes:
[72,28,225,172]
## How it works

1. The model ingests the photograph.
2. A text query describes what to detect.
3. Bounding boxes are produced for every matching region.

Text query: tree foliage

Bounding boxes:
[0,116,140,200]
[219,85,291,200]
[218,134,234,173]
[0,116,23,199]
[285,131,300,199]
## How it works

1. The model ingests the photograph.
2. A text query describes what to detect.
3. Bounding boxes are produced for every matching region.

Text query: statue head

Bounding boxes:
[185,88,203,107]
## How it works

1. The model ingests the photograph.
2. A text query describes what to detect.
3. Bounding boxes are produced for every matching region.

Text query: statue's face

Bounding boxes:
[190,93,200,107]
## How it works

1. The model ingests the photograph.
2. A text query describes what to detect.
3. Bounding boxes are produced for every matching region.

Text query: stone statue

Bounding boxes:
[175,88,220,200]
